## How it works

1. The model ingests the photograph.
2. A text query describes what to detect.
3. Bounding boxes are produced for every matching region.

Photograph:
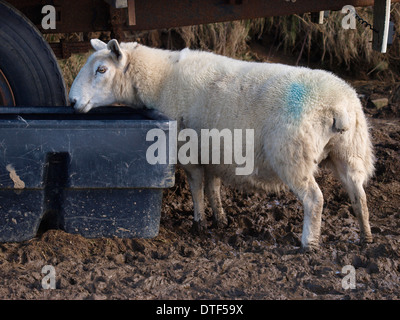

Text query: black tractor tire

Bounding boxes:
[0,1,67,106]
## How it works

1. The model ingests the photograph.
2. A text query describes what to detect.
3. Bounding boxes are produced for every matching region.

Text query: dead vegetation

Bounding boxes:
[56,4,400,92]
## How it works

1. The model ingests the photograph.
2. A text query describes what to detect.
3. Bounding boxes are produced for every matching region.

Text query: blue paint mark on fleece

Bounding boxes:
[285,83,308,120]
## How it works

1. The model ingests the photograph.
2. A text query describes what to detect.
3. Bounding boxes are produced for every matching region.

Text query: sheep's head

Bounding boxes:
[69,39,129,113]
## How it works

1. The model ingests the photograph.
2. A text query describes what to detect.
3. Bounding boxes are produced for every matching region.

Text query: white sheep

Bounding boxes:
[69,39,375,250]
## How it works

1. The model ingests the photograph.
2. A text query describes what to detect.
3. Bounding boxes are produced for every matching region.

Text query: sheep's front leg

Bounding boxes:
[184,165,207,233]
[205,172,227,228]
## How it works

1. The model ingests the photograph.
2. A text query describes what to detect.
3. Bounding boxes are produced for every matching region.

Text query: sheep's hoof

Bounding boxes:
[360,234,373,244]
[300,242,319,253]
[191,220,207,235]
[212,216,228,229]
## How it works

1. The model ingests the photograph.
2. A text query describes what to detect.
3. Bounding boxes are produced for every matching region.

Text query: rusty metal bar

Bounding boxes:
[7,0,112,34]
[50,41,92,59]
[7,0,400,34]
[119,0,400,31]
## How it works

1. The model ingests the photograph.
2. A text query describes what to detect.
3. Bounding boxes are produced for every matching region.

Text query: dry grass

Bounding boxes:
[58,52,91,91]
[57,4,400,87]
[175,20,265,58]
[262,5,400,79]
[131,20,265,59]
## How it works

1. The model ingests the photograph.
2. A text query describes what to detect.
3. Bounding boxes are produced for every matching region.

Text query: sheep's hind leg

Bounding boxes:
[205,173,227,228]
[291,177,324,251]
[346,179,372,244]
[331,158,373,244]
[184,165,207,233]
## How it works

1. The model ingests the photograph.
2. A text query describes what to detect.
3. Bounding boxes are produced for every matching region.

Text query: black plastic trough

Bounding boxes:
[0,107,175,242]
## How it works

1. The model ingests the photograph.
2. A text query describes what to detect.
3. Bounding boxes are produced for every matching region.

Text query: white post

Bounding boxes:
[372,0,391,53]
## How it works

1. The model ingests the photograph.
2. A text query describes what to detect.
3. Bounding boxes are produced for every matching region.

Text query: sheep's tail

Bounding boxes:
[332,108,350,134]
[355,111,375,183]
[331,99,375,184]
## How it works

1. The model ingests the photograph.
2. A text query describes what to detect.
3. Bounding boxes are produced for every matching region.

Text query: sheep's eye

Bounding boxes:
[96,66,107,74]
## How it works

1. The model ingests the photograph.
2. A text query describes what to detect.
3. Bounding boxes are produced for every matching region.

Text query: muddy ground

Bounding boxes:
[0,79,399,300]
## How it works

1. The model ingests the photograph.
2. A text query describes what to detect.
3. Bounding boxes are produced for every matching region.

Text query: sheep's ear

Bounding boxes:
[91,39,107,51]
[107,39,123,61]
